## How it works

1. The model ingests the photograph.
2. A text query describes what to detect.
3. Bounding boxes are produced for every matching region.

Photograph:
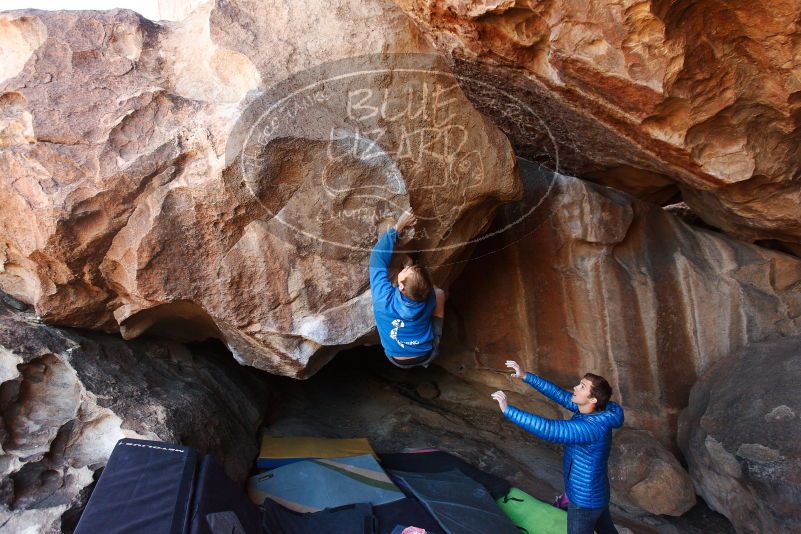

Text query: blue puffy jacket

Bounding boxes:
[504,373,624,509]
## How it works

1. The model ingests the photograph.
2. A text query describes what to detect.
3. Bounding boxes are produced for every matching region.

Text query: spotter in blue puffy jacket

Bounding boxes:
[503,373,624,509]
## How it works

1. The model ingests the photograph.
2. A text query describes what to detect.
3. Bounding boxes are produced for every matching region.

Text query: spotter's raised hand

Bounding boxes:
[506,360,525,379]
[491,390,508,412]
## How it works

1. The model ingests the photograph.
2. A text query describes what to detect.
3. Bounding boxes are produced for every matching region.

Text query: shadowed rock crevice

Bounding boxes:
[117,300,221,341]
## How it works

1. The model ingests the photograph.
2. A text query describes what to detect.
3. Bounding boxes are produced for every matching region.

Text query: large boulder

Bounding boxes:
[609,428,695,516]
[443,161,801,446]
[394,0,801,251]
[0,295,269,533]
[678,335,801,533]
[0,1,519,376]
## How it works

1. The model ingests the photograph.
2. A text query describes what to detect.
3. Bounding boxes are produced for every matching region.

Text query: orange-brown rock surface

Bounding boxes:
[444,161,801,446]
[0,2,519,376]
[394,0,801,251]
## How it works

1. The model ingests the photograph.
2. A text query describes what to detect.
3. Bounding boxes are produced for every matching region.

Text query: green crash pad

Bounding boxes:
[497,487,567,534]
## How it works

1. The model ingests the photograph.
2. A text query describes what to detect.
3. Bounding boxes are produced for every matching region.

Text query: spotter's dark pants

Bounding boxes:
[567,503,619,534]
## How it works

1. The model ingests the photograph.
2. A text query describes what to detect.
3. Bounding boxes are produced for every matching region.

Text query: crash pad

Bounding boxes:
[496,487,567,534]
[258,435,375,469]
[248,454,404,512]
[389,469,519,534]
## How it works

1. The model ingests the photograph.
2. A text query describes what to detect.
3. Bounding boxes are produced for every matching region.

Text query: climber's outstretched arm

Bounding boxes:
[369,210,417,306]
[369,227,397,307]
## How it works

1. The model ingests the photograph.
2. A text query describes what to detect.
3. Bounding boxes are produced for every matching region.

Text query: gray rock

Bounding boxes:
[0,297,268,533]
[678,336,801,533]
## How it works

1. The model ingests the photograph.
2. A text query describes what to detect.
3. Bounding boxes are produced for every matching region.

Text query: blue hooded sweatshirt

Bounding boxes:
[369,228,436,358]
[504,373,625,509]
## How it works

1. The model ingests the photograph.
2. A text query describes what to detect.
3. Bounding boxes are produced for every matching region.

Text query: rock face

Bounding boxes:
[444,160,801,446]
[678,335,801,534]
[0,295,268,533]
[394,0,801,251]
[609,428,695,516]
[0,1,519,377]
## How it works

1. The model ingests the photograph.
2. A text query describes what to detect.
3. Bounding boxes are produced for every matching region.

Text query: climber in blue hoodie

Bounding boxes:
[369,210,445,368]
[492,361,624,534]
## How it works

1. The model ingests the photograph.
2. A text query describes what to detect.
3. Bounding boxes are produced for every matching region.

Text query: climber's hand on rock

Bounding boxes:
[394,210,417,233]
[491,390,508,412]
[506,360,525,379]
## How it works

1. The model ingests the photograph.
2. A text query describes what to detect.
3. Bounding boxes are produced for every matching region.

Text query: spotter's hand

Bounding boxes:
[491,390,508,412]
[506,360,525,379]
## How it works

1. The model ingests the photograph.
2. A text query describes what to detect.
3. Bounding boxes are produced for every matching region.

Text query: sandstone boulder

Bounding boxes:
[609,428,695,516]
[394,0,801,251]
[0,1,519,376]
[678,335,801,533]
[0,295,268,533]
[444,160,801,446]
